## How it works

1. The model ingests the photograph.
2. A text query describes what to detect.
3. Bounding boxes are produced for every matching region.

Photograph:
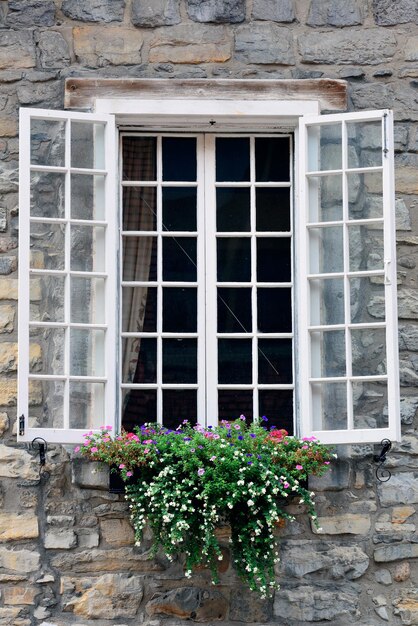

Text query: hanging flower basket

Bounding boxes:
[77,418,334,597]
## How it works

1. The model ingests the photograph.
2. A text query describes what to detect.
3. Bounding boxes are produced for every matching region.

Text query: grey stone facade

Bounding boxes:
[0,0,418,624]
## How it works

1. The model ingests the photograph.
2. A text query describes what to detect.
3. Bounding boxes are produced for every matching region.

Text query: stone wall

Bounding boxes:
[0,0,418,625]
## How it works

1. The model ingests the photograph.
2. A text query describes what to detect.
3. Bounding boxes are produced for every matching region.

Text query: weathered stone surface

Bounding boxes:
[0,412,8,435]
[0,278,18,300]
[6,0,55,27]
[252,0,294,22]
[72,459,109,490]
[131,0,180,27]
[51,547,165,573]
[0,380,16,406]
[62,573,143,619]
[149,25,231,64]
[405,37,418,62]
[3,585,38,604]
[74,27,143,67]
[396,199,412,230]
[0,608,21,625]
[229,590,272,622]
[146,587,228,621]
[0,513,38,542]
[62,0,125,23]
[375,543,418,562]
[280,542,369,580]
[0,546,40,572]
[45,529,77,550]
[394,561,411,582]
[0,256,17,275]
[312,514,371,535]
[299,29,397,65]
[393,506,415,524]
[396,167,418,194]
[0,31,36,70]
[0,445,38,480]
[38,31,71,69]
[393,588,418,624]
[307,0,363,27]
[0,342,17,373]
[77,529,100,548]
[309,460,350,491]
[235,24,294,64]
[187,0,245,23]
[372,0,418,25]
[0,305,14,333]
[274,585,359,622]
[378,472,418,506]
[100,518,135,546]
[375,568,392,585]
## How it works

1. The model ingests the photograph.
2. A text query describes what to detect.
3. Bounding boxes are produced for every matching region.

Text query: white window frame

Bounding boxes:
[18,99,400,444]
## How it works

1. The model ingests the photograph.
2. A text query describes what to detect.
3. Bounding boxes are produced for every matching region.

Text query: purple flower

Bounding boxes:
[247,462,253,465]
[296,464,303,471]
[233,424,241,430]
[239,414,246,421]
[238,436,243,441]
[249,433,256,438]
[261,415,268,422]
[126,471,133,477]
[198,468,205,476]
[74,446,80,453]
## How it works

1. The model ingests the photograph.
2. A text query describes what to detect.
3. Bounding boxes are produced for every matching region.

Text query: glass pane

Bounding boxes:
[255,137,290,182]
[69,382,104,429]
[122,136,156,181]
[70,329,105,377]
[163,390,197,429]
[29,328,64,375]
[308,175,342,222]
[30,222,65,271]
[307,123,342,172]
[347,120,382,169]
[349,223,384,272]
[29,380,64,426]
[311,382,347,430]
[217,238,251,282]
[217,188,250,232]
[163,339,197,383]
[259,390,293,434]
[256,188,290,231]
[71,122,105,170]
[122,389,157,432]
[71,277,106,324]
[353,381,388,429]
[218,339,252,384]
[218,390,253,422]
[311,330,346,378]
[30,172,65,219]
[31,118,65,167]
[258,339,292,384]
[309,226,344,274]
[163,137,196,182]
[122,286,157,333]
[348,172,383,220]
[30,275,65,323]
[71,174,106,221]
[122,337,156,384]
[352,328,387,377]
[217,287,252,333]
[70,225,106,272]
[163,237,196,282]
[310,278,345,326]
[123,237,157,282]
[350,278,385,323]
[257,237,291,282]
[216,138,250,182]
[257,288,292,333]
[123,187,156,231]
[163,288,197,332]
[163,187,197,232]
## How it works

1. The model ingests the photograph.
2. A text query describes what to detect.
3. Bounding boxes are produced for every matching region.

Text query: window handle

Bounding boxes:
[384,260,391,285]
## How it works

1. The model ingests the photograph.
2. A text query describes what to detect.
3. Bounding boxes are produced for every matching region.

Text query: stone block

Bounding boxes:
[62,0,125,23]
[235,24,294,64]
[44,529,77,549]
[62,573,143,619]
[393,588,418,625]
[309,459,350,491]
[0,343,17,374]
[146,587,228,621]
[375,568,392,585]
[77,529,100,548]
[396,167,418,194]
[299,29,397,65]
[229,590,272,622]
[187,0,245,23]
[0,412,8,435]
[6,0,55,27]
[374,544,418,562]
[73,27,143,66]
[273,585,359,622]
[0,305,14,333]
[0,546,40,573]
[51,547,165,573]
[0,380,17,406]
[252,0,294,22]
[279,542,369,580]
[131,0,180,26]
[0,31,36,70]
[72,459,109,490]
[0,257,17,276]
[0,278,18,300]
[312,514,371,535]
[378,472,418,506]
[38,31,71,69]
[0,608,21,625]
[100,518,135,546]
[394,561,411,582]
[16,80,63,108]
[372,0,418,25]
[307,0,363,27]
[405,37,418,61]
[149,24,231,64]
[0,513,39,541]
[46,515,75,528]
[0,445,38,480]
[396,198,412,230]
[3,585,38,605]
[392,506,415,524]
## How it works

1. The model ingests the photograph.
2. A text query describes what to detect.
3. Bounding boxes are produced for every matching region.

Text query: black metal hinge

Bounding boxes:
[19,414,25,436]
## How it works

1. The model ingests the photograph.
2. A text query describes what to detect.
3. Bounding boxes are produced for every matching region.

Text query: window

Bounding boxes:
[17,104,400,444]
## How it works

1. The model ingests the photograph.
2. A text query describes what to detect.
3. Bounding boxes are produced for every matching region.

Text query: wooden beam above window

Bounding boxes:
[65,78,347,112]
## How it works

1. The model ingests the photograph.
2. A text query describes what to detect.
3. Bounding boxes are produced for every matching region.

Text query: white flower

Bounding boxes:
[247,499,255,507]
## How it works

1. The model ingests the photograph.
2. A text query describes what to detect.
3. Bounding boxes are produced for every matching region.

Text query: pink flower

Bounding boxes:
[144,448,150,454]
[74,446,80,453]
[283,482,290,489]
[119,464,125,469]
[210,456,216,462]
[233,424,241,430]
[295,464,303,470]
[302,445,309,450]
[239,415,246,421]
[90,447,98,453]
[324,461,330,465]
[126,471,133,477]
[105,425,112,430]
[198,468,205,476]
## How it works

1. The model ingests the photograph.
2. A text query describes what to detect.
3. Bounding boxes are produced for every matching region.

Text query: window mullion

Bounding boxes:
[63,119,71,430]
[156,135,163,425]
[196,134,206,424]
[250,136,258,421]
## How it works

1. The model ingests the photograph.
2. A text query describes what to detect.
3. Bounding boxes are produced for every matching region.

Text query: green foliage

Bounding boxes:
[78,419,334,597]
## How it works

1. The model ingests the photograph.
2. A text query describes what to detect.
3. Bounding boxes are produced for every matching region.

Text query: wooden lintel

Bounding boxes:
[65,78,347,112]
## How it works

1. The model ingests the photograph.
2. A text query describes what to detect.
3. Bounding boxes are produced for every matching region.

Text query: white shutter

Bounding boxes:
[18,108,117,443]
[297,110,400,444]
